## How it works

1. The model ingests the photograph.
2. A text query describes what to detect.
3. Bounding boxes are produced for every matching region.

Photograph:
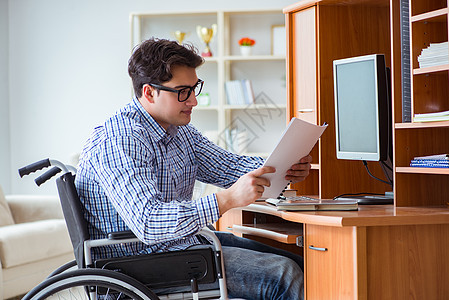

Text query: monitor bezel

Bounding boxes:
[333,54,389,162]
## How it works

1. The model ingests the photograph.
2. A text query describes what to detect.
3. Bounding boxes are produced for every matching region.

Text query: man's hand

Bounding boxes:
[285,155,312,183]
[216,166,275,215]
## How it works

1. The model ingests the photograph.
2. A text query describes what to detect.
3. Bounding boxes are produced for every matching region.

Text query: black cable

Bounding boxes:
[362,160,393,186]
[333,192,384,201]
[380,160,393,172]
[380,161,393,184]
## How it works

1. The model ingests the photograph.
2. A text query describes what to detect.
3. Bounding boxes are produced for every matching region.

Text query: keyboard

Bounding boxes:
[279,195,318,201]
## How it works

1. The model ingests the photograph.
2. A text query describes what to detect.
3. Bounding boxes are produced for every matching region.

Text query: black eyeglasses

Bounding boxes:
[148,79,204,102]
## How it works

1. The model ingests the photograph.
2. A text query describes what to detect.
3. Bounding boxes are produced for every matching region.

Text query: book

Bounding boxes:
[225,79,255,105]
[266,197,358,211]
[417,42,449,68]
[413,110,449,122]
[413,115,449,122]
[414,154,449,160]
[224,80,243,105]
[410,159,449,168]
[260,118,328,199]
[241,79,255,104]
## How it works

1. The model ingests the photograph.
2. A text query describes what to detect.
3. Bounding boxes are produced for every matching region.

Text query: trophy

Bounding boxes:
[196,24,217,57]
[173,30,187,44]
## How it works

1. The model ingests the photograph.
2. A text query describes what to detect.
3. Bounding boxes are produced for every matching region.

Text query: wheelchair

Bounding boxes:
[19,159,229,300]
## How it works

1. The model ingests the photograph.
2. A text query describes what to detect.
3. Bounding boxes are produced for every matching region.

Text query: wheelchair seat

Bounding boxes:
[19,159,228,300]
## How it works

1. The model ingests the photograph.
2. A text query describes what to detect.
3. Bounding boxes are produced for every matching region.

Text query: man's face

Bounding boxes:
[145,65,199,130]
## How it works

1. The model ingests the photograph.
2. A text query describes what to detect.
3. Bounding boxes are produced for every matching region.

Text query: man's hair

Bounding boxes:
[128,38,204,98]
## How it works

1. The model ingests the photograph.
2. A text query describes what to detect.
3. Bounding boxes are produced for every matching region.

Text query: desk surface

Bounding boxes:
[246,203,449,227]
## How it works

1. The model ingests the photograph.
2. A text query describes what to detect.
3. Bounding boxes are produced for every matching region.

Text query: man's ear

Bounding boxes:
[142,84,155,102]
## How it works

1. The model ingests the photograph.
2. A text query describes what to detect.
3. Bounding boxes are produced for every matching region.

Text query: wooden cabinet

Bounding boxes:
[217,1,449,299]
[394,0,449,207]
[284,0,393,199]
[234,203,449,299]
[217,207,242,235]
[304,220,449,299]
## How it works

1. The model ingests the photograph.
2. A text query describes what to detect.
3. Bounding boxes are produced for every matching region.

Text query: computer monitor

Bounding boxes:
[333,54,393,204]
[333,54,390,161]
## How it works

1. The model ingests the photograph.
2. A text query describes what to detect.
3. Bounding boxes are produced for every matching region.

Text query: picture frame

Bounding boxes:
[271,25,286,56]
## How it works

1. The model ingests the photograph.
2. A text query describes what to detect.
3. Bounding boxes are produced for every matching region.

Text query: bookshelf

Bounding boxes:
[393,0,449,207]
[130,9,288,157]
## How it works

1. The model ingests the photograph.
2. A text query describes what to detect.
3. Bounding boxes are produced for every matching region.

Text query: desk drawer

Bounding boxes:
[305,224,357,299]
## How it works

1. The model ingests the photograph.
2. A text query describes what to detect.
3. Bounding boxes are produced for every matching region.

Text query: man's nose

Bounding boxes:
[186,92,198,106]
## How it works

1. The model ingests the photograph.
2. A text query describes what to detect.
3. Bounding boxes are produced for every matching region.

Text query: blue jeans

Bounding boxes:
[215,231,304,300]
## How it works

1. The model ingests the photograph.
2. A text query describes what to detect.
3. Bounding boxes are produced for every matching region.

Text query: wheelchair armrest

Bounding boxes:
[107,230,136,240]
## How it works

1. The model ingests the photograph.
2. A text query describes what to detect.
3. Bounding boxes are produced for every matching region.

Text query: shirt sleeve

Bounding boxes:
[188,126,265,188]
[93,135,220,245]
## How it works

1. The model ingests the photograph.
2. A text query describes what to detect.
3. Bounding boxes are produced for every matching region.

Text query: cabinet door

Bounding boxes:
[304,224,363,299]
[291,6,317,124]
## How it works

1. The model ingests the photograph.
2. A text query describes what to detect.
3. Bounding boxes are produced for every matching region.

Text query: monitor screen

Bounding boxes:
[333,54,389,162]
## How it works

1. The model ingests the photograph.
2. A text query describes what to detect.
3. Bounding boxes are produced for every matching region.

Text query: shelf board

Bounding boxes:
[395,121,449,129]
[396,167,449,175]
[224,103,286,110]
[413,64,449,75]
[311,163,319,170]
[194,105,219,111]
[224,55,286,61]
[203,57,219,63]
[411,8,449,23]
[232,223,302,244]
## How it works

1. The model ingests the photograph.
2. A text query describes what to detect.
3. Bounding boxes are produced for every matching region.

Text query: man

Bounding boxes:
[75,38,311,299]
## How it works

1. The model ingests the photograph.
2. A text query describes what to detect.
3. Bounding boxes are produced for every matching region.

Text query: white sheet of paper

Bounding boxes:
[261,117,328,198]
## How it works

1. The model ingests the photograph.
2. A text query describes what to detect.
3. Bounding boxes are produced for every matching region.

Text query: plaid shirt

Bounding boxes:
[75,97,263,260]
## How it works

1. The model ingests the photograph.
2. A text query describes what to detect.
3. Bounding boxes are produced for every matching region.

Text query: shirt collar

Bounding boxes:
[132,97,178,144]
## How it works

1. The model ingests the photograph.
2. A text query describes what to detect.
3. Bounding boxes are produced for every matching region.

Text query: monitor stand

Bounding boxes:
[337,192,394,205]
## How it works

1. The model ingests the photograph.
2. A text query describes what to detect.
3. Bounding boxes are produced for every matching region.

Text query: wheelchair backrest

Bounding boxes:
[56,172,89,269]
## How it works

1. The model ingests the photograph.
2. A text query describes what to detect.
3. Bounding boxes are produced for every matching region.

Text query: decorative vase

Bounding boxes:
[239,45,252,56]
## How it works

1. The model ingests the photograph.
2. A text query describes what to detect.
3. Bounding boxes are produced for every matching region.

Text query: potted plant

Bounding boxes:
[238,37,256,56]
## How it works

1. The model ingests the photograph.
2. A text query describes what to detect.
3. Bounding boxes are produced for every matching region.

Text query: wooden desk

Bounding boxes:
[236,203,449,299]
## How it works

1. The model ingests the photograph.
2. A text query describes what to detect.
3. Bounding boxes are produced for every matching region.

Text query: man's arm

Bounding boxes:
[216,166,275,215]
[215,155,312,215]
[188,125,264,188]
[91,135,220,245]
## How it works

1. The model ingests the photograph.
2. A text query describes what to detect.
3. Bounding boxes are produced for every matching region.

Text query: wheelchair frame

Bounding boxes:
[19,159,229,300]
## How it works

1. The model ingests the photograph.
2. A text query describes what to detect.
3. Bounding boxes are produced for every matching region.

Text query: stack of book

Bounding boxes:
[410,154,449,168]
[225,79,255,105]
[417,42,449,68]
[413,110,449,122]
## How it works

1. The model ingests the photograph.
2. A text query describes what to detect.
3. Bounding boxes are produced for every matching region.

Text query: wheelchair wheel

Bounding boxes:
[23,268,159,300]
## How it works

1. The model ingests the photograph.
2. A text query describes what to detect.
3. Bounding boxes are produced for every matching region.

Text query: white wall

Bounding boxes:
[0,0,11,193]
[5,0,295,195]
